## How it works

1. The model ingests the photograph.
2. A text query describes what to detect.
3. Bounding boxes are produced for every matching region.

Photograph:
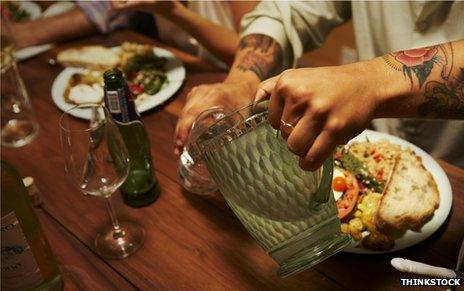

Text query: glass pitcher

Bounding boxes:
[190,102,351,277]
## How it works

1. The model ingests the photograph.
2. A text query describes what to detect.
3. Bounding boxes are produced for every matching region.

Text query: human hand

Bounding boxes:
[174,81,256,155]
[3,22,37,48]
[255,62,382,171]
[110,0,179,17]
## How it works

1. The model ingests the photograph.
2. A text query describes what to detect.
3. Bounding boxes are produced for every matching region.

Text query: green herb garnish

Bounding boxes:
[335,147,384,192]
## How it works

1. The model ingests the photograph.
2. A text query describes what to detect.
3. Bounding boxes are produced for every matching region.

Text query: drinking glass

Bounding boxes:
[1,51,39,147]
[178,107,226,195]
[59,104,145,259]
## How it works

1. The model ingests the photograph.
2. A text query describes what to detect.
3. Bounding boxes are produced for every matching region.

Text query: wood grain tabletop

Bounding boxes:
[2,30,463,291]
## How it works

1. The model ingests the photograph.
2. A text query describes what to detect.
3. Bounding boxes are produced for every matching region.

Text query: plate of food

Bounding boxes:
[51,42,186,119]
[333,130,452,254]
[1,1,42,22]
[9,1,76,61]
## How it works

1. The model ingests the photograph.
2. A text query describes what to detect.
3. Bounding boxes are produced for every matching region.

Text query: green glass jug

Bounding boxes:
[191,102,351,277]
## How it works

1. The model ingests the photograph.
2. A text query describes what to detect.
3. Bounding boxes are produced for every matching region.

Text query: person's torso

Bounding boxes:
[352,1,464,59]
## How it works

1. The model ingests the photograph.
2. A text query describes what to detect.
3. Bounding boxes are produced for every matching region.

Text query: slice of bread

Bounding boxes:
[57,46,119,70]
[375,150,439,231]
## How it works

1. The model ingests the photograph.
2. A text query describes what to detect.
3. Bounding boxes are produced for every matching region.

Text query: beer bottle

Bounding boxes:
[1,161,63,290]
[103,69,160,207]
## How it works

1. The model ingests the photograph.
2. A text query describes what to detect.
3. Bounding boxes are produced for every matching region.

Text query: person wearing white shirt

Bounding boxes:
[174,1,464,169]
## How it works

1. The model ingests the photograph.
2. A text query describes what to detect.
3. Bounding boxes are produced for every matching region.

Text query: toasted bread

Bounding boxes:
[120,42,153,65]
[57,46,119,70]
[375,150,439,231]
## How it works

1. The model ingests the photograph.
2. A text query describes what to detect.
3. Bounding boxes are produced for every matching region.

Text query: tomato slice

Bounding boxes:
[332,176,347,192]
[336,172,360,220]
[129,83,144,95]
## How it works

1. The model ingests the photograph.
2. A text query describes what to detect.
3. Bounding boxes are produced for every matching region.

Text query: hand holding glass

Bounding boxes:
[59,104,144,259]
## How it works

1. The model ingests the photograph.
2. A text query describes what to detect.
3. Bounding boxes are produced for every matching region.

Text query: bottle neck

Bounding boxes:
[105,79,125,90]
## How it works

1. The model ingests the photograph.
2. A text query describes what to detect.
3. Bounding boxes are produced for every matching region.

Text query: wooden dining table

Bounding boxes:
[2,30,463,291]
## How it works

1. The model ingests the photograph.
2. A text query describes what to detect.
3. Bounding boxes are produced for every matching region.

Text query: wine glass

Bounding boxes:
[59,104,145,259]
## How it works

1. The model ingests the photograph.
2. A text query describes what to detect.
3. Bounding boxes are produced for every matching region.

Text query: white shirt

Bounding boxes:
[240,1,464,167]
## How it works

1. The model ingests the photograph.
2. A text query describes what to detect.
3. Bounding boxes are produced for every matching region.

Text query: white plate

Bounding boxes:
[14,43,54,61]
[42,1,75,18]
[14,2,75,61]
[340,130,453,254]
[51,47,186,119]
[12,2,46,61]
[17,1,42,20]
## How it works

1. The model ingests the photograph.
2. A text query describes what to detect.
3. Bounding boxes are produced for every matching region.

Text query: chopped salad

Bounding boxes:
[333,140,401,251]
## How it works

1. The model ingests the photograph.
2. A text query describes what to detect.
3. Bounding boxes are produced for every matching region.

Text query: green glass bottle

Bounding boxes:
[1,161,63,290]
[103,69,160,207]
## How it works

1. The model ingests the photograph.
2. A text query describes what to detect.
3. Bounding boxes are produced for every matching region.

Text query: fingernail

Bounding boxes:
[174,148,180,156]
[253,88,267,103]
[175,139,183,147]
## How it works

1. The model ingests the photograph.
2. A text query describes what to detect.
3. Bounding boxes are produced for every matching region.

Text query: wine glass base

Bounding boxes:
[95,221,145,260]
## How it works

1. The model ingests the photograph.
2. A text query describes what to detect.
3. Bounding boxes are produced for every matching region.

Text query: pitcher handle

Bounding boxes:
[310,157,333,209]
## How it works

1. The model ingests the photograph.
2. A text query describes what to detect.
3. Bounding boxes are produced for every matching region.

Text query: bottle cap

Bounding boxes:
[103,68,123,82]
[22,176,34,187]
[22,176,42,207]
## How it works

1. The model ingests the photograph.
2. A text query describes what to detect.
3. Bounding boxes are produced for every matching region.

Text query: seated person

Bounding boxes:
[174,1,464,168]
[1,1,145,49]
[111,0,258,69]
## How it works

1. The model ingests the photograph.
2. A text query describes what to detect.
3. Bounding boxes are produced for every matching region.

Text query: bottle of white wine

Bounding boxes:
[1,161,63,290]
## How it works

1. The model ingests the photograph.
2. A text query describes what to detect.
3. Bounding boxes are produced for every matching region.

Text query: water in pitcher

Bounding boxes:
[203,118,339,251]
[196,103,350,277]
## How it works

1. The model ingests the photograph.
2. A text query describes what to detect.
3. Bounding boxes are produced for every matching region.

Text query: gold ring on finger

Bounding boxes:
[280,120,295,136]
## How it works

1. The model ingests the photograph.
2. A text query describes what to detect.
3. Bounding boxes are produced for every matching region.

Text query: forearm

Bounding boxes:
[224,34,285,91]
[167,3,239,66]
[12,8,96,48]
[372,39,464,119]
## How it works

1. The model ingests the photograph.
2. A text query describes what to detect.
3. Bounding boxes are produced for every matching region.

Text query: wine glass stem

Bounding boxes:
[104,197,125,239]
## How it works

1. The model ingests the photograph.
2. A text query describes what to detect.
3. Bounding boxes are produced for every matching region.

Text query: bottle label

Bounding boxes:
[104,85,140,123]
[1,212,44,290]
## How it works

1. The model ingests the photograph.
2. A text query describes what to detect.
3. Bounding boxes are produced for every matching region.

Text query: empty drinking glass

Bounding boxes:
[178,107,227,195]
[60,104,145,259]
[1,51,39,147]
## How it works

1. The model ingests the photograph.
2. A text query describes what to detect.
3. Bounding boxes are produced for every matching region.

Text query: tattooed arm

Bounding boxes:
[375,40,464,119]
[254,39,464,171]
[173,34,285,154]
[233,34,284,81]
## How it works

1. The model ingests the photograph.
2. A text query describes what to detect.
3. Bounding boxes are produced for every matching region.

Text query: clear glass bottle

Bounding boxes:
[1,161,63,290]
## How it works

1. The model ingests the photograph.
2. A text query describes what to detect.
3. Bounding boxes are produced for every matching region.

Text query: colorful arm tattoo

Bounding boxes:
[383,42,463,118]
[419,68,464,118]
[236,34,283,81]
